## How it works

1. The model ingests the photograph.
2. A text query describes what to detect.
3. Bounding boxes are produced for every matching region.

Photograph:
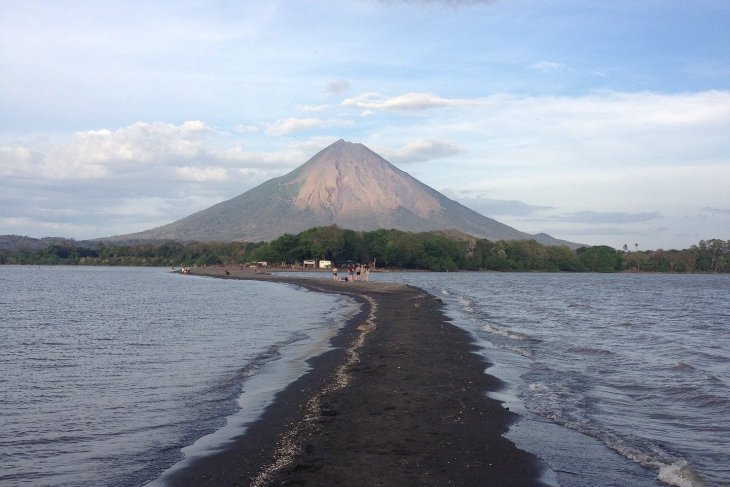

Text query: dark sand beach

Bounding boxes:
[163,267,547,486]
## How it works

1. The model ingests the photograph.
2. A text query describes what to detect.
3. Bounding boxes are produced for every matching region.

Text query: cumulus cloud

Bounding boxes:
[1,121,215,180]
[342,92,477,112]
[0,120,324,239]
[381,139,463,163]
[2,89,728,247]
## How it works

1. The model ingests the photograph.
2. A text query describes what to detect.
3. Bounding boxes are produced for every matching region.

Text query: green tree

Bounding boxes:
[547,245,583,271]
[693,239,729,272]
[577,245,623,272]
[298,226,345,260]
[269,233,302,264]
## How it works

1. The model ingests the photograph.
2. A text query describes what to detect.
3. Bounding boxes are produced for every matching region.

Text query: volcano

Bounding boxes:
[109,139,573,246]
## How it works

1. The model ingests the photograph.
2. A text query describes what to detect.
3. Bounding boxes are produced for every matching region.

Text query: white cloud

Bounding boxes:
[358,90,730,248]
[2,1,728,249]
[266,118,325,136]
[0,120,326,239]
[341,92,477,112]
[1,90,728,247]
[381,139,463,163]
[0,121,217,180]
[265,117,355,136]
[392,90,730,176]
[0,120,308,183]
[174,166,229,181]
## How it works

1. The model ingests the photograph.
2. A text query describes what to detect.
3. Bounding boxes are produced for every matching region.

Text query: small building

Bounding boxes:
[318,260,332,269]
[303,259,317,268]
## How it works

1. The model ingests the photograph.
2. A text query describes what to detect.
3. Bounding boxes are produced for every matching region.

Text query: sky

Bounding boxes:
[1,0,729,250]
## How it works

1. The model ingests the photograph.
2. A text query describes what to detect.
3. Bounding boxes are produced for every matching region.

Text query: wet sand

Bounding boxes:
[162,266,547,486]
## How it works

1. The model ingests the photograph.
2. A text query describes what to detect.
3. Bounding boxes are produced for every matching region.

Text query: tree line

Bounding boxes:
[0,227,728,273]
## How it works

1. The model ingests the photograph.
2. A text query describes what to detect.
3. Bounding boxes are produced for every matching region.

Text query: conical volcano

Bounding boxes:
[108,139,572,245]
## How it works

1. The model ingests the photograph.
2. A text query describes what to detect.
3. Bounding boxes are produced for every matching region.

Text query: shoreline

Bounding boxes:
[159,266,547,486]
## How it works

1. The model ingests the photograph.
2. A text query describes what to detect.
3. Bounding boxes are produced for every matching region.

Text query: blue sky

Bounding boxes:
[1,0,729,249]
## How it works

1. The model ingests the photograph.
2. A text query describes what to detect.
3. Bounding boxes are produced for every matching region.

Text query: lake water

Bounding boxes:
[370,271,730,487]
[0,266,357,486]
[2,267,728,487]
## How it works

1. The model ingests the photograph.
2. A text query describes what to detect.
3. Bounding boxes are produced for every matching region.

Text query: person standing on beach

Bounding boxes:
[363,264,370,281]
[355,264,361,281]
[332,267,338,282]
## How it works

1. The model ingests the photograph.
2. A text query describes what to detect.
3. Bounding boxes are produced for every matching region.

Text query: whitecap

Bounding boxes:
[658,460,706,487]
[457,296,474,313]
[528,382,551,394]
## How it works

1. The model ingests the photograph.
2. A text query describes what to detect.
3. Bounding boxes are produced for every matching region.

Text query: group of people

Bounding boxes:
[332,263,370,282]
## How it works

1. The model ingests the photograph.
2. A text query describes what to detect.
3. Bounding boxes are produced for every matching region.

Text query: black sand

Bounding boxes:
[161,267,547,486]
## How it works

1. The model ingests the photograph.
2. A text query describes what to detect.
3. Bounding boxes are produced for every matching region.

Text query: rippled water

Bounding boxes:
[374,272,730,487]
[0,266,356,486]
[4,267,728,486]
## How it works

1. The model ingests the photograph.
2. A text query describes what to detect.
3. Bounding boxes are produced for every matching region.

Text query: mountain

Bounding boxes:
[0,235,98,252]
[106,140,577,247]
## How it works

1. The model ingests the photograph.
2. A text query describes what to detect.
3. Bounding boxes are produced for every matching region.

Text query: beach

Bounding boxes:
[162,266,546,486]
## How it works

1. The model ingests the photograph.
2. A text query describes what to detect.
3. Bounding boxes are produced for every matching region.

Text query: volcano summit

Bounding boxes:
[110,140,572,246]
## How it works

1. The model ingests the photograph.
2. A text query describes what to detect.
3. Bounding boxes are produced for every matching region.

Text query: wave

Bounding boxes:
[525,381,708,487]
[658,460,707,487]
[456,295,474,314]
[567,346,616,357]
[505,345,534,359]
[237,333,307,379]
[481,322,528,341]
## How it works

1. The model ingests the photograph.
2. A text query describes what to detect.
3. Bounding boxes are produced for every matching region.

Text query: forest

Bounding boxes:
[1,226,728,273]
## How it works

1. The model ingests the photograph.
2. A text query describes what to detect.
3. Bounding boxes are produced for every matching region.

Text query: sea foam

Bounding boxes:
[658,460,706,487]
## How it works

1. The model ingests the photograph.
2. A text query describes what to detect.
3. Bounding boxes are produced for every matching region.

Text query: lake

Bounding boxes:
[0,266,357,486]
